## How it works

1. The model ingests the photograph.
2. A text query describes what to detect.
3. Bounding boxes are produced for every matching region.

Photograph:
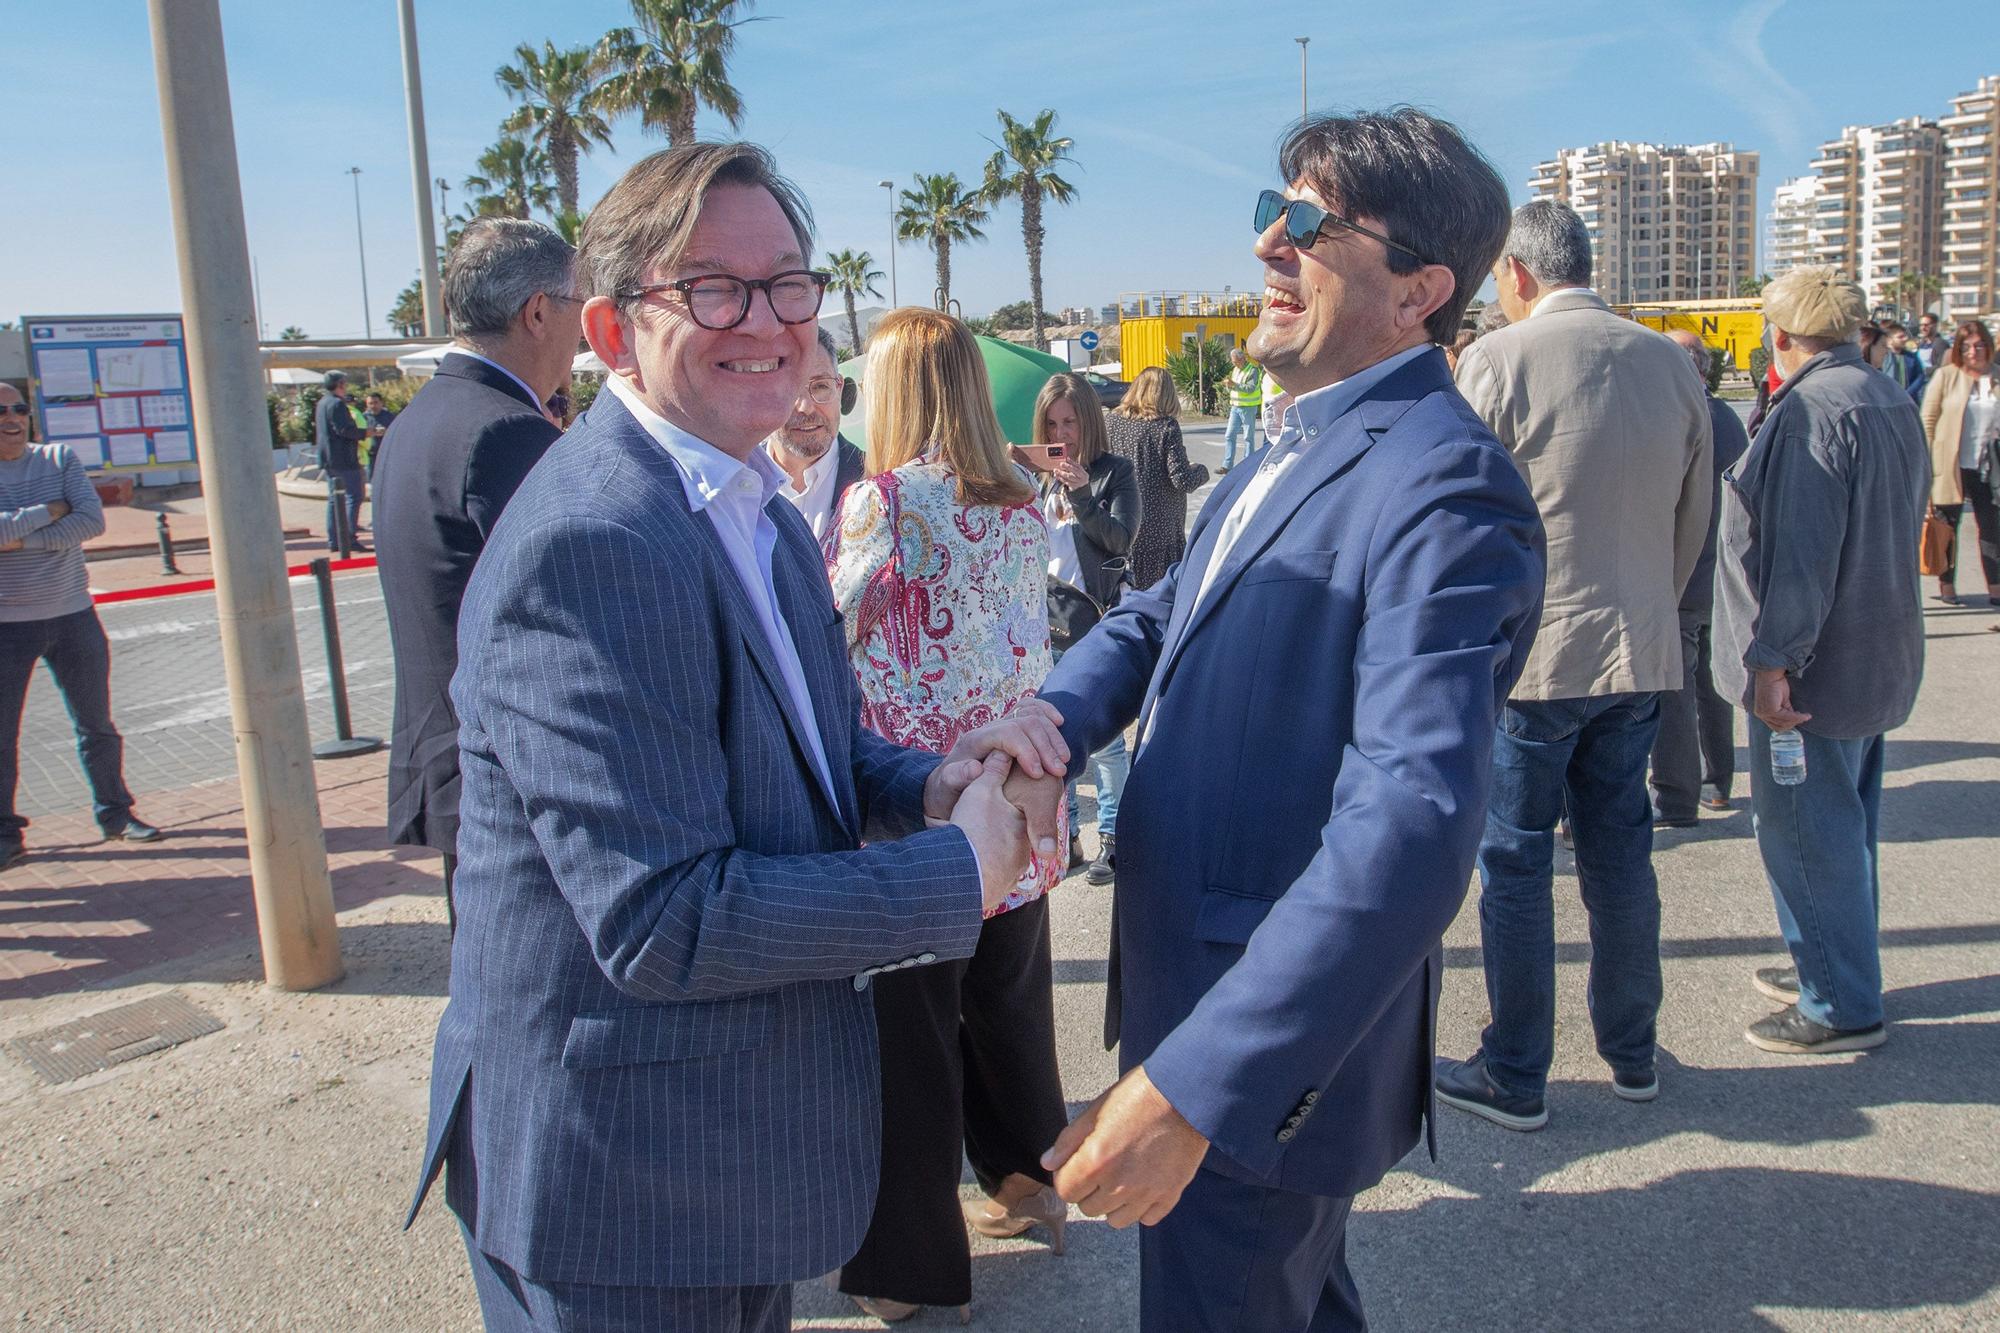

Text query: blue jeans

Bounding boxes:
[1222,405,1258,469]
[1064,733,1129,838]
[1,608,136,842]
[1747,721,1885,1030]
[1474,693,1663,1095]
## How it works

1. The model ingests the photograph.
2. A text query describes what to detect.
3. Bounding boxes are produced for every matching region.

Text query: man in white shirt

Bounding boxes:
[763,326,865,545]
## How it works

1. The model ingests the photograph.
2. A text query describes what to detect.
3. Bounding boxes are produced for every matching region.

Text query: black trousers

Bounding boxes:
[1650,613,1736,818]
[1,608,135,842]
[1937,466,2000,591]
[840,894,1068,1308]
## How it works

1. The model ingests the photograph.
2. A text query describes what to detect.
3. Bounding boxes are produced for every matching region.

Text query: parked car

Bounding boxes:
[1080,370,1128,410]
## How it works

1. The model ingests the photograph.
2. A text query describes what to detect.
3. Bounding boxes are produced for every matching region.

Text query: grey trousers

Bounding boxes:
[1649,612,1737,819]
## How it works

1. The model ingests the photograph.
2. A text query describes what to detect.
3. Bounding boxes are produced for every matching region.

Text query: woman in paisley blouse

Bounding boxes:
[827,307,1070,1323]
[1105,365,1210,590]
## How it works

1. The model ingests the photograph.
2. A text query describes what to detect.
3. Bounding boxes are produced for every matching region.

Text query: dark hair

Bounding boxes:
[580,142,814,309]
[322,371,346,390]
[1502,199,1594,289]
[444,217,576,339]
[1857,322,1883,349]
[1949,319,1995,369]
[1277,108,1512,343]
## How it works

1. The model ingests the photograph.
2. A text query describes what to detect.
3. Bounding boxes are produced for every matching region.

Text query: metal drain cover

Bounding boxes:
[6,992,223,1085]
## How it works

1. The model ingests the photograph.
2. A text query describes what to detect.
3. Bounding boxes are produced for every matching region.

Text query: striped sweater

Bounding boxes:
[0,443,105,623]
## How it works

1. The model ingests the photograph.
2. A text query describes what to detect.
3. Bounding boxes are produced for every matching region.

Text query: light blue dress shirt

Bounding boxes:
[606,376,839,805]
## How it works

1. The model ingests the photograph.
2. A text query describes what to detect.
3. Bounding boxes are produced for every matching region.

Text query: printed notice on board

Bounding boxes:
[151,431,194,463]
[65,437,107,468]
[44,403,101,437]
[98,397,142,431]
[35,347,95,399]
[107,434,152,466]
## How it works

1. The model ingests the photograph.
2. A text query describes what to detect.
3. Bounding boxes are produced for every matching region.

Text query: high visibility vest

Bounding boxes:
[1230,364,1263,408]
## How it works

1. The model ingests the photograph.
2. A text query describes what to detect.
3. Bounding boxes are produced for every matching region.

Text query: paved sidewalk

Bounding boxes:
[1,426,1995,1328]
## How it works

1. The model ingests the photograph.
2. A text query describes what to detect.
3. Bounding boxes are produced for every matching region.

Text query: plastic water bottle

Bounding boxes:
[1770,729,1807,786]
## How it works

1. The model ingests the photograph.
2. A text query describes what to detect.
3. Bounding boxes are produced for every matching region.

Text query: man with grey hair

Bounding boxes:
[372,215,582,927]
[763,325,864,543]
[312,370,368,549]
[1441,198,1712,1130]
[1715,265,1928,1056]
[1650,330,1750,826]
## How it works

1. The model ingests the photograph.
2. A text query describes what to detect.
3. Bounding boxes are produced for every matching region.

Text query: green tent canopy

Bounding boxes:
[838,335,1071,453]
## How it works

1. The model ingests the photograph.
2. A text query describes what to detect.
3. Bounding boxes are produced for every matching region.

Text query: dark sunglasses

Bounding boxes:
[1,403,31,416]
[1253,189,1433,267]
[617,269,831,332]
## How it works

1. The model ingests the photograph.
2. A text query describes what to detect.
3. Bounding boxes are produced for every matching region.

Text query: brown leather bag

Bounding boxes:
[1919,508,1954,578]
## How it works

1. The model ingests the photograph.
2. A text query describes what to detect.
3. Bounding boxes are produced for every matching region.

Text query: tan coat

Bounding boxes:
[1455,287,1713,701]
[1918,362,1991,505]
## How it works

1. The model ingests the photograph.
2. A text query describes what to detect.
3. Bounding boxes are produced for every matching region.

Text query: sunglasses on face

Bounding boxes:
[1,403,31,416]
[1253,189,1433,267]
[618,269,831,332]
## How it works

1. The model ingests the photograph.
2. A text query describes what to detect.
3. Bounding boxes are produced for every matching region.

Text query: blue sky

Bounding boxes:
[3,1,1990,339]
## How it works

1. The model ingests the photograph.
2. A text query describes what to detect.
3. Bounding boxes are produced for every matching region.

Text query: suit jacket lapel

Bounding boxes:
[768,509,861,835]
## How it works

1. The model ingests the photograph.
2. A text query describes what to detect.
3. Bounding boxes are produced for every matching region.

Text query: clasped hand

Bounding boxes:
[922,699,1069,912]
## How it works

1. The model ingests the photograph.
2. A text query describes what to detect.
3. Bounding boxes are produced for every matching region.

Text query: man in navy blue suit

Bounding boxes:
[407,143,1067,1331]
[1035,110,1545,1329]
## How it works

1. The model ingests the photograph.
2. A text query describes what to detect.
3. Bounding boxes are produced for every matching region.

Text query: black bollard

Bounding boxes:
[308,557,384,760]
[329,477,353,560]
[156,513,183,575]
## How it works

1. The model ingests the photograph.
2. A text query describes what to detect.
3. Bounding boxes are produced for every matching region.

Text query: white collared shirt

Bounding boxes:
[766,437,843,542]
[1188,343,1432,618]
[450,347,549,418]
[606,376,838,805]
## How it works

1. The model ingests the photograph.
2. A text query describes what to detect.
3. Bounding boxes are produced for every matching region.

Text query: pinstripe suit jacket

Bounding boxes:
[407,392,986,1289]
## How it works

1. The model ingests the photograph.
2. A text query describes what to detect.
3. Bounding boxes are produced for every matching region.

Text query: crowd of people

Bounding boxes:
[0,97,1979,1333]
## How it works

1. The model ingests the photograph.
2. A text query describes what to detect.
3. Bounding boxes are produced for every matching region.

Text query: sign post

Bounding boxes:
[22,315,198,473]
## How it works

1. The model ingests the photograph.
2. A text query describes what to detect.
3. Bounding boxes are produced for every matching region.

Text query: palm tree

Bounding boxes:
[897,174,989,312]
[1884,271,1943,321]
[824,249,884,355]
[979,109,1078,352]
[278,326,308,341]
[597,0,760,146]
[464,137,556,221]
[388,278,425,337]
[496,41,615,218]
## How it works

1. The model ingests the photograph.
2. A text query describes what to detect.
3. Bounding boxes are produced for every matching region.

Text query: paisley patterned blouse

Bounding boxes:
[827,456,1066,913]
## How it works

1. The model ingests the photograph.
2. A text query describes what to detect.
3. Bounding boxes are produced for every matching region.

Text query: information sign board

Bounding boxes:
[19,314,197,471]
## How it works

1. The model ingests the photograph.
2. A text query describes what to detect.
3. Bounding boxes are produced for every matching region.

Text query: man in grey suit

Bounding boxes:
[407,142,1065,1331]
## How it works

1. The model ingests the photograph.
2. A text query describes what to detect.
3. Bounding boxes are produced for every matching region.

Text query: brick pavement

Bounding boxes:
[0,750,438,1003]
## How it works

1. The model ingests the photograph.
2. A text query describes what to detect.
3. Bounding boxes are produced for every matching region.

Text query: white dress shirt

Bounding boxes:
[766,438,842,542]
[1189,344,1432,618]
[607,376,839,804]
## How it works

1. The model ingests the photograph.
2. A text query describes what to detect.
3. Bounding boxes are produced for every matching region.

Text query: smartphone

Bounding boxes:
[1046,444,1066,458]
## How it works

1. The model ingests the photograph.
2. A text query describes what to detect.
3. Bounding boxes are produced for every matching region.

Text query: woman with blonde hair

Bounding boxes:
[827,307,1069,1323]
[1107,364,1210,591]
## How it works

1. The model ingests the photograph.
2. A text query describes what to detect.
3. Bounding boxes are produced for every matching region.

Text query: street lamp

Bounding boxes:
[879,179,898,308]
[436,176,451,243]
[1296,37,1310,121]
[347,166,373,338]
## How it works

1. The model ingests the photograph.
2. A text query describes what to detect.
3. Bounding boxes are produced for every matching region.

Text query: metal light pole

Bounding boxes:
[397,0,444,335]
[879,179,898,308]
[145,0,342,991]
[1296,37,1310,121]
[347,166,373,337]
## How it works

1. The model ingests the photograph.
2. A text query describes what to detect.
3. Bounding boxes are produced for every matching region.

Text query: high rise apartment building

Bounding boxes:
[1807,117,1945,309]
[1764,177,1819,275]
[1941,75,2000,318]
[1528,141,1759,303]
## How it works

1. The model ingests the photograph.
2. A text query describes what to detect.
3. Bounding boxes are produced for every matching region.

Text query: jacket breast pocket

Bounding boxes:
[1194,885,1280,945]
[1239,547,1338,587]
[560,993,777,1070]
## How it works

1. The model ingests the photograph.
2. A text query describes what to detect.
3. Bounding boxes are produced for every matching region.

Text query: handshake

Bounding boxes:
[922,699,1070,913]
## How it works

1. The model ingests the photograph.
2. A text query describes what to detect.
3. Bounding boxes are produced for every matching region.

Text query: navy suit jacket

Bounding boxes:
[1039,348,1544,1199]
[373,352,560,852]
[407,392,986,1288]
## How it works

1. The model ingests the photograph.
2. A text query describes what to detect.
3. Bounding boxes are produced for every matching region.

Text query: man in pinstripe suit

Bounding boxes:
[407,143,1068,1332]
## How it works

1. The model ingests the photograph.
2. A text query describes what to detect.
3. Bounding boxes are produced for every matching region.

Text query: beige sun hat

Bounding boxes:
[1761,266,1868,341]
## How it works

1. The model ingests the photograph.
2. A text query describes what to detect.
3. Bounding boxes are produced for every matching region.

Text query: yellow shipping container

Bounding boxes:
[1117,292,1263,376]
[1615,298,1765,371]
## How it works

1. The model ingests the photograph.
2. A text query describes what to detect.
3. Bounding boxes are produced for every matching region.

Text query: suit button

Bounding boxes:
[1286,1114,1304,1128]
[918,953,936,965]
[852,975,870,991]
[1277,1127,1296,1143]
[1303,1090,1320,1105]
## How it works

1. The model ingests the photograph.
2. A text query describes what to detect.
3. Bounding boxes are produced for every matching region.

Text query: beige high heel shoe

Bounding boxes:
[963,1184,1069,1255]
[848,1294,972,1325]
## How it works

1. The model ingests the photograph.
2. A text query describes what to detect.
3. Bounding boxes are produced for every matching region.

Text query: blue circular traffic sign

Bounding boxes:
[1080,330,1100,350]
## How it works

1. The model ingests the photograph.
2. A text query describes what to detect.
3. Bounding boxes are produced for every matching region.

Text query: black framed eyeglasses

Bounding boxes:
[617,269,832,331]
[1253,189,1433,267]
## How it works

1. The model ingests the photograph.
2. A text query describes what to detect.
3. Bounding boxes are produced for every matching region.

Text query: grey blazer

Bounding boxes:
[407,392,985,1289]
